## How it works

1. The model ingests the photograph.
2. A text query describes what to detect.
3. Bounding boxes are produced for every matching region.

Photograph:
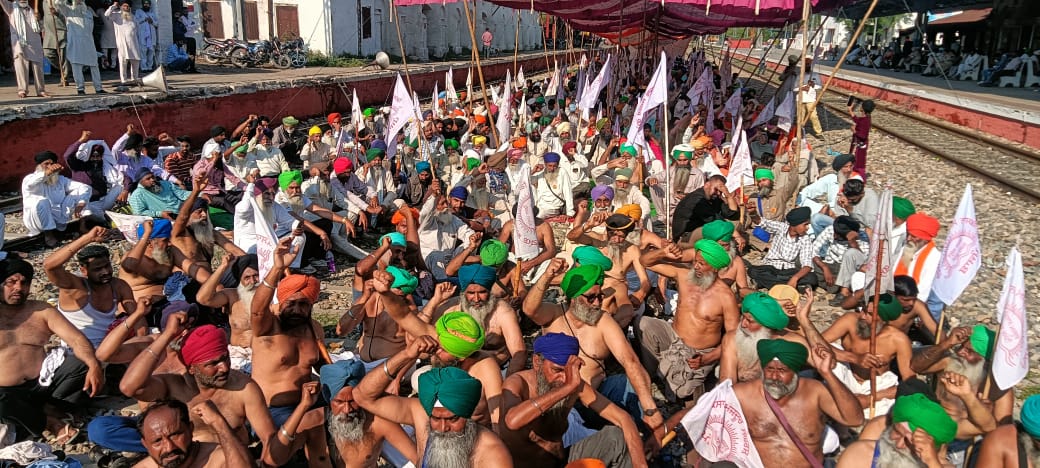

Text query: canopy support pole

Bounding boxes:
[513,10,521,76]
[791,0,810,205]
[461,0,501,146]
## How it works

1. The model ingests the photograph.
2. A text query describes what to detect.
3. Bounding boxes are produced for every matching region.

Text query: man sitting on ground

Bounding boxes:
[22,151,91,247]
[133,399,253,468]
[838,393,958,468]
[747,206,818,290]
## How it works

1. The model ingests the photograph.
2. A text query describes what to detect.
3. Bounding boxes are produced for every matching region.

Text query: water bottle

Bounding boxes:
[326,251,336,273]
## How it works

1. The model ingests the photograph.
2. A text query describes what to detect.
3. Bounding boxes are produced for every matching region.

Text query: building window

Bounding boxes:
[362,7,372,39]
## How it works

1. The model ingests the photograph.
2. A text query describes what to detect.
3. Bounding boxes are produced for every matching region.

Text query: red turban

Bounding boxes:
[277,274,321,304]
[562,141,577,154]
[179,325,229,366]
[391,207,419,226]
[327,113,342,124]
[333,157,353,173]
[906,213,940,241]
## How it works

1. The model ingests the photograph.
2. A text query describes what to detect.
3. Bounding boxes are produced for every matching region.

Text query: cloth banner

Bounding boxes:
[627,51,668,154]
[446,67,458,101]
[432,82,440,119]
[993,245,1028,390]
[726,118,752,193]
[385,74,417,159]
[775,91,795,133]
[578,54,612,111]
[106,211,152,243]
[516,66,525,90]
[351,88,363,132]
[496,70,513,147]
[750,96,776,128]
[687,67,713,113]
[863,188,894,297]
[512,165,540,259]
[545,62,560,97]
[680,380,765,468]
[722,88,743,126]
[248,196,280,278]
[932,184,982,305]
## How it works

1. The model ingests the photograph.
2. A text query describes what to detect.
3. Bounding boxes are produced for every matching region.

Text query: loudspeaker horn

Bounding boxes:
[368,51,390,70]
[141,66,169,93]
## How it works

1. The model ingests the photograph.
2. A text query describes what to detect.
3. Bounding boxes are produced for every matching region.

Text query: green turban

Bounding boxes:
[385,266,418,294]
[278,170,303,190]
[466,157,481,171]
[479,240,508,267]
[233,144,248,155]
[756,339,808,371]
[671,144,694,160]
[890,394,958,446]
[417,367,483,418]
[539,116,552,126]
[892,197,916,220]
[614,168,634,181]
[363,107,376,117]
[694,239,731,270]
[443,139,460,150]
[619,144,637,157]
[560,265,604,299]
[572,245,613,271]
[970,325,995,360]
[701,220,734,243]
[742,292,789,330]
[535,96,546,104]
[595,118,609,130]
[366,148,385,162]
[754,168,775,181]
[436,311,485,359]
[405,136,419,149]
[873,293,903,322]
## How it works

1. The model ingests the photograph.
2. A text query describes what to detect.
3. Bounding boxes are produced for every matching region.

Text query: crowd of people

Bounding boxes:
[3,0,197,98]
[0,44,1034,468]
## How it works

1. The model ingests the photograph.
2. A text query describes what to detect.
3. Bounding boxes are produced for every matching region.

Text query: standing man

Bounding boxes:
[106,1,141,85]
[134,0,158,72]
[481,27,493,56]
[55,0,106,95]
[1,0,49,98]
[848,99,874,177]
[42,1,70,87]
[800,75,823,136]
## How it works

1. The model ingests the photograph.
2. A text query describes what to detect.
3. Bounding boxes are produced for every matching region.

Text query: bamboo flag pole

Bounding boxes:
[462,0,501,147]
[513,10,521,76]
[541,14,551,71]
[789,0,810,208]
[867,236,886,419]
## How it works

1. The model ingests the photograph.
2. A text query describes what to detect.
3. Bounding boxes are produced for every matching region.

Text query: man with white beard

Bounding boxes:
[54,0,106,94]
[133,0,158,71]
[605,168,649,227]
[303,164,367,259]
[354,336,512,468]
[358,148,399,211]
[838,394,958,468]
[417,187,476,281]
[897,213,945,320]
[120,219,176,308]
[1,0,49,98]
[718,292,804,383]
[319,360,418,468]
[647,145,704,230]
[234,178,307,270]
[531,152,574,219]
[106,1,141,84]
[168,173,247,283]
[500,333,649,468]
[22,151,91,247]
[275,170,349,268]
[196,254,259,372]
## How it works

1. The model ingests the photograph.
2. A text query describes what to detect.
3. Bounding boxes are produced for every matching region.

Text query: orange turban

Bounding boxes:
[512,137,527,148]
[616,204,642,221]
[392,207,420,226]
[277,274,320,304]
[906,213,940,241]
[473,115,487,124]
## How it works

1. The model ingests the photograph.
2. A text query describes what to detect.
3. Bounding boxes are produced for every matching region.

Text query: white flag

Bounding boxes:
[385,74,416,159]
[446,67,458,101]
[466,67,474,102]
[512,165,540,260]
[351,88,363,131]
[750,97,776,128]
[545,62,560,97]
[519,93,528,127]
[864,188,895,296]
[432,82,440,119]
[993,245,1028,390]
[627,51,668,150]
[932,184,982,305]
[775,91,795,132]
[248,196,280,278]
[516,66,525,90]
[489,83,500,107]
[105,211,153,243]
[722,88,742,126]
[578,54,611,112]
[726,120,752,194]
[687,67,713,112]
[496,70,512,148]
[680,380,765,468]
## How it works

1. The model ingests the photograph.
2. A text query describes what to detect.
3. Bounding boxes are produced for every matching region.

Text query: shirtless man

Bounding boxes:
[497,211,558,284]
[120,219,175,306]
[697,219,752,296]
[838,394,958,468]
[370,269,501,427]
[318,360,418,468]
[251,238,331,467]
[169,171,246,283]
[336,274,407,372]
[444,237,524,299]
[566,211,651,328]
[637,240,739,402]
[43,226,137,347]
[718,292,806,383]
[0,258,104,441]
[133,400,252,468]
[427,262,526,376]
[975,395,1040,468]
[820,293,916,416]
[734,340,863,468]
[523,261,665,437]
[195,254,258,371]
[354,336,512,467]
[500,333,648,468]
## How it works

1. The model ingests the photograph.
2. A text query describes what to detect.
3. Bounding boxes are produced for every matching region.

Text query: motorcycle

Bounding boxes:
[230,39,291,69]
[200,37,238,65]
[278,37,308,68]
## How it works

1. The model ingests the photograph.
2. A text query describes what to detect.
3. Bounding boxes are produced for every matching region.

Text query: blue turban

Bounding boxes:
[370,140,388,151]
[449,186,468,201]
[1021,395,1040,439]
[380,232,406,247]
[138,219,172,239]
[543,152,561,164]
[533,332,579,366]
[458,264,496,291]
[319,359,366,402]
[191,198,209,213]
[415,161,431,173]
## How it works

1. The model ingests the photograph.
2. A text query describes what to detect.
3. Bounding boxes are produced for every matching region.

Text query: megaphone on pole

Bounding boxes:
[140,66,169,93]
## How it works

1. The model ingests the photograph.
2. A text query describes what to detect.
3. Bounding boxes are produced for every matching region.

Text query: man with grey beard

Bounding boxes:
[718,292,806,383]
[168,172,246,287]
[532,152,574,218]
[22,151,91,247]
[129,168,190,220]
[647,145,704,230]
[838,394,958,468]
[318,359,418,468]
[733,339,863,467]
[196,254,259,372]
[975,395,1040,468]
[354,336,512,468]
[500,333,649,468]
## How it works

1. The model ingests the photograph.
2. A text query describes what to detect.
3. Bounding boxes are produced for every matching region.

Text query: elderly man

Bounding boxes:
[748,206,818,290]
[418,188,476,281]
[671,174,740,243]
[249,130,290,178]
[1,0,48,98]
[134,0,158,71]
[838,394,958,468]
[604,168,649,227]
[69,137,124,225]
[234,179,307,269]
[319,360,418,468]
[638,240,738,402]
[271,116,301,163]
[22,151,91,246]
[170,177,247,277]
[558,140,590,199]
[301,126,333,171]
[748,167,789,222]
[0,257,104,442]
[106,1,140,84]
[354,338,512,467]
[358,148,398,211]
[699,220,752,295]
[975,394,1040,467]
[251,240,332,467]
[647,145,705,230]
[897,213,944,319]
[397,160,435,207]
[120,220,175,304]
[532,152,574,219]
[133,400,253,468]
[196,254,258,372]
[55,0,106,94]
[718,292,804,382]
[735,340,864,467]
[330,157,383,232]
[523,263,665,436]
[129,168,191,219]
[276,170,346,269]
[500,333,648,468]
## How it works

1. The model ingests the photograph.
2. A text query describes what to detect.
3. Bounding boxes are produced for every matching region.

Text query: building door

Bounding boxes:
[275,4,299,39]
[200,1,223,38]
[243,1,259,40]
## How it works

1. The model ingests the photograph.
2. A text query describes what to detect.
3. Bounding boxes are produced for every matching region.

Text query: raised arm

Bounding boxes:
[370,269,436,339]
[195,255,234,309]
[121,220,173,282]
[193,401,255,468]
[354,337,436,427]
[43,226,109,289]
[521,258,567,326]
[251,238,298,337]
[638,242,685,280]
[171,170,208,239]
[118,312,190,400]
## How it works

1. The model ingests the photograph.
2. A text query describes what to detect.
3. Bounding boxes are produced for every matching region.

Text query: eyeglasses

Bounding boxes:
[580,292,604,303]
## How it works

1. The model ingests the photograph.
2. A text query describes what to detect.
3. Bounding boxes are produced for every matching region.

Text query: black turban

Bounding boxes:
[125,133,144,150]
[35,151,58,165]
[221,254,259,288]
[831,154,854,171]
[0,258,34,282]
[785,206,811,226]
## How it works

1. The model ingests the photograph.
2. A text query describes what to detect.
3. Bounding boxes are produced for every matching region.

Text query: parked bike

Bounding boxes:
[200,37,238,66]
[231,39,292,69]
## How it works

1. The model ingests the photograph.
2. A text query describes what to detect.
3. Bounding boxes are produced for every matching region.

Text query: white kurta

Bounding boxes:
[133,9,157,47]
[56,2,98,65]
[107,4,140,60]
[95,7,116,49]
[1,1,44,62]
[22,171,91,235]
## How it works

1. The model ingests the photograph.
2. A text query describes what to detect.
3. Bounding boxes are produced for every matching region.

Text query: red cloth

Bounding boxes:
[277,274,321,304]
[327,113,342,124]
[179,325,229,366]
[333,157,353,173]
[906,213,940,241]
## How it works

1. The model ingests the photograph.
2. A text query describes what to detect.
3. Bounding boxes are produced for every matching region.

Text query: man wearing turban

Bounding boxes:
[819,293,916,417]
[532,148,574,218]
[558,139,591,201]
[21,150,91,245]
[353,336,511,467]
[330,155,383,239]
[300,121,332,172]
[975,394,1040,467]
[234,177,308,269]
[248,239,333,465]
[647,143,706,228]
[638,234,739,401]
[798,152,856,225]
[416,181,477,282]
[733,339,864,466]
[274,169,352,268]
[839,393,958,467]
[698,219,753,296]
[523,260,665,435]
[747,205,820,290]
[718,292,808,383]
[249,122,291,177]
[358,147,399,215]
[398,158,435,208]
[897,213,943,318]
[499,332,649,467]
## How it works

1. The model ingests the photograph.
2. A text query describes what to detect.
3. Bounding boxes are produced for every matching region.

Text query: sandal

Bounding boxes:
[51,424,80,446]
[17,91,26,98]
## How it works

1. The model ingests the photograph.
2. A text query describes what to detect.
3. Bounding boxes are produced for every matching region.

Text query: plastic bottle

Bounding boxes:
[326,251,336,273]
